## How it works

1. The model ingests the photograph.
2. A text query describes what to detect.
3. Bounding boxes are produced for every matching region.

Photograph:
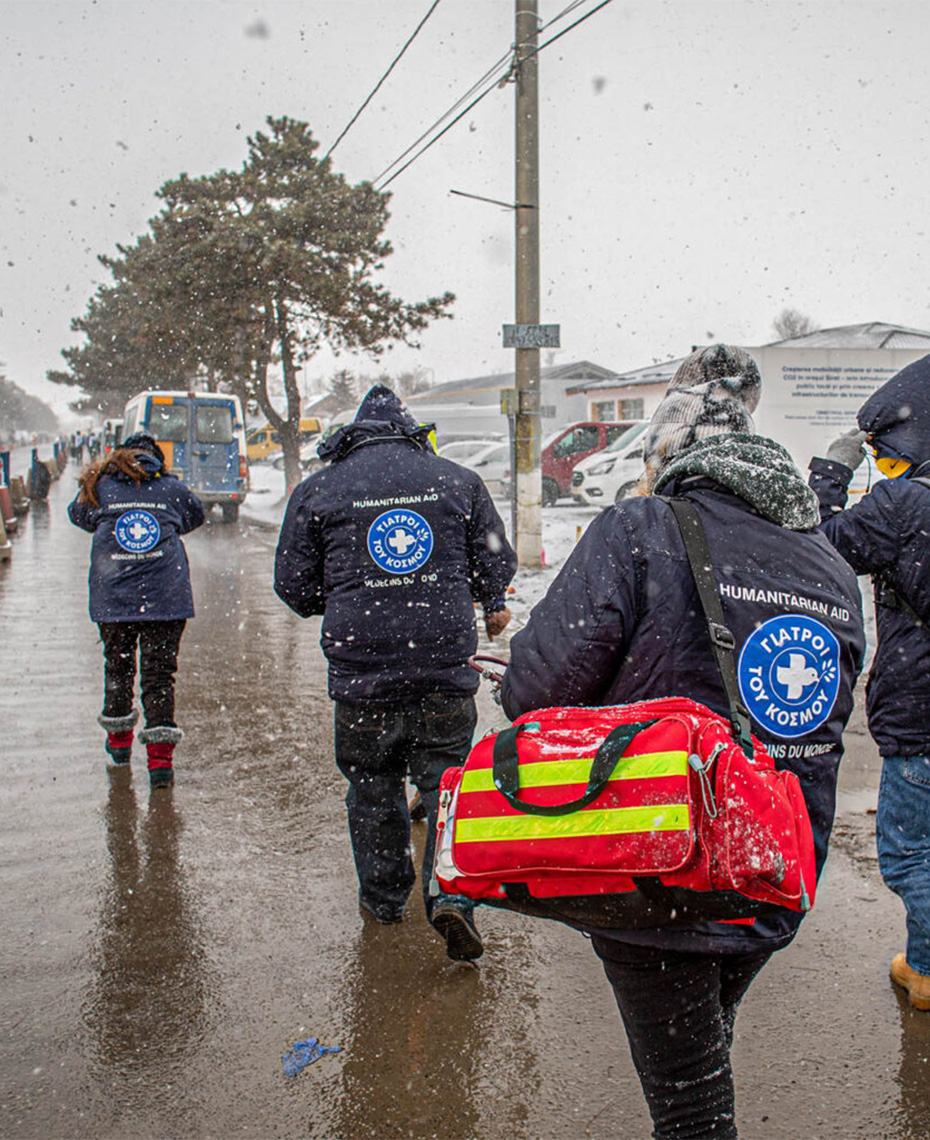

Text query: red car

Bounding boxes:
[541,421,637,506]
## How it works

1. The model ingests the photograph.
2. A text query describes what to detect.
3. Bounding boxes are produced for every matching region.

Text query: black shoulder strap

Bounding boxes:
[664,497,754,756]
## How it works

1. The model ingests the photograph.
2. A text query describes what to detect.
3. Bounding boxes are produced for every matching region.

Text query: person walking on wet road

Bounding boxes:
[500,345,866,1139]
[68,432,205,789]
[810,353,930,1012]
[274,386,517,961]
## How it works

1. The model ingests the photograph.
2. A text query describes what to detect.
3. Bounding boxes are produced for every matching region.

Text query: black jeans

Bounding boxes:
[590,936,772,1140]
[334,692,477,920]
[99,620,186,728]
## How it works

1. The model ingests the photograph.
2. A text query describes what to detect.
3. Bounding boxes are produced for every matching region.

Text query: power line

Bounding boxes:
[374,0,614,191]
[325,0,443,161]
[373,52,512,188]
[376,70,504,191]
[531,0,614,59]
[541,0,589,31]
[371,2,602,190]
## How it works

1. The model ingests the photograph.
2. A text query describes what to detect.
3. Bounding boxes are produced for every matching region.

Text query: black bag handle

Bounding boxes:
[664,497,754,756]
[491,719,658,817]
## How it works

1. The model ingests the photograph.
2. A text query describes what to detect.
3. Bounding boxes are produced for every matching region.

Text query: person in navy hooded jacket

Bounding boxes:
[275,386,517,962]
[68,432,204,789]
[501,345,865,1139]
[810,353,930,1012]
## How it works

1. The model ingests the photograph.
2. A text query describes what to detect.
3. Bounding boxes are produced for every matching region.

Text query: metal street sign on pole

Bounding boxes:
[503,323,561,349]
[512,0,543,570]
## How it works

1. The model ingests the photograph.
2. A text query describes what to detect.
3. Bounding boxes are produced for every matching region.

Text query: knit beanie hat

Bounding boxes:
[121,431,166,465]
[642,344,762,480]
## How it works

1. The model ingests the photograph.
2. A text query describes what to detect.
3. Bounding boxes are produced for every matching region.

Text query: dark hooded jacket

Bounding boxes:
[502,434,865,955]
[274,387,517,704]
[68,451,205,622]
[810,353,930,755]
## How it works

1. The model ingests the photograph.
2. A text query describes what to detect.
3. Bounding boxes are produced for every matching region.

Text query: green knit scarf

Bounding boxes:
[655,433,820,531]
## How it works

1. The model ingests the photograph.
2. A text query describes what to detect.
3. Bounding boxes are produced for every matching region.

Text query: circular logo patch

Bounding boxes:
[737,614,840,738]
[114,509,161,553]
[367,509,433,574]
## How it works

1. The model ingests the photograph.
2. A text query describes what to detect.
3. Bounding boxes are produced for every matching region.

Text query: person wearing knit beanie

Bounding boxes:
[642,344,762,488]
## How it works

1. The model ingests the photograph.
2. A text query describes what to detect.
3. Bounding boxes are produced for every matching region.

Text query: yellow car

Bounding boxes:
[246,426,281,463]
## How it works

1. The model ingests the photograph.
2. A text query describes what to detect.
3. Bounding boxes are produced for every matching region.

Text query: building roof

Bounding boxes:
[765,321,930,350]
[567,322,930,395]
[566,358,681,395]
[406,360,620,403]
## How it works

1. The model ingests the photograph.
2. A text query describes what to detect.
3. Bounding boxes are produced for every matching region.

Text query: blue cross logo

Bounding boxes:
[114,509,161,554]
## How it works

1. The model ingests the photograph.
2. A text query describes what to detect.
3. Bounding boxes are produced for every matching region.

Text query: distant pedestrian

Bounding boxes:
[68,432,205,789]
[811,353,930,1012]
[502,345,865,1138]
[275,386,517,960]
[86,431,101,461]
[72,431,85,465]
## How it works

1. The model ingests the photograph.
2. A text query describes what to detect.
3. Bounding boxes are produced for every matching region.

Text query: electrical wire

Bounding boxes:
[370,1,600,189]
[374,0,614,191]
[325,0,443,160]
[540,0,589,31]
[372,50,513,188]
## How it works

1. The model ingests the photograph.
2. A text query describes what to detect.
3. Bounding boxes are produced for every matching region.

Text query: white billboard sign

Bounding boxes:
[749,346,928,473]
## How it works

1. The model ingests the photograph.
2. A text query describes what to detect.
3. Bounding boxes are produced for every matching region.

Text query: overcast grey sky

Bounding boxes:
[2,0,929,417]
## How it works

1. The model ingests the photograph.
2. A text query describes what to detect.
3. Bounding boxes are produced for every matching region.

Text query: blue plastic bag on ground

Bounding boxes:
[282,1037,341,1077]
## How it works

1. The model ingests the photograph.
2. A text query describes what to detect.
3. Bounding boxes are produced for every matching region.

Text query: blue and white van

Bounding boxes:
[122,391,249,522]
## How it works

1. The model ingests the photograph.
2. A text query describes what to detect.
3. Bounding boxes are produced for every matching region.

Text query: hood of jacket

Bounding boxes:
[655,433,820,530]
[857,353,930,468]
[111,450,162,481]
[318,385,434,463]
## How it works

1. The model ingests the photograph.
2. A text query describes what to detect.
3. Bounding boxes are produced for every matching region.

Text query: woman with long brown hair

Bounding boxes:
[68,432,204,788]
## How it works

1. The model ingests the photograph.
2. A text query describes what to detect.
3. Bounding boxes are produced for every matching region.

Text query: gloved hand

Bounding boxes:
[484,606,511,640]
[826,429,868,472]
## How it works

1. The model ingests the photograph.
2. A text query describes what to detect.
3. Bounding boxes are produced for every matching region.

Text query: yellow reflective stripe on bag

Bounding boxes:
[460,749,689,795]
[455,802,691,844]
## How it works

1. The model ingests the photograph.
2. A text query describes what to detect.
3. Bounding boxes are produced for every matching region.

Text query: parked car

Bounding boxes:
[121,390,249,522]
[272,433,325,473]
[441,439,511,497]
[541,421,638,506]
[571,420,649,506]
[249,417,324,463]
[437,438,505,465]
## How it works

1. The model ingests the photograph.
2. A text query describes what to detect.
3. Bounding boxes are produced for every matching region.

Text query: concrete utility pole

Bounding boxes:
[513,0,543,569]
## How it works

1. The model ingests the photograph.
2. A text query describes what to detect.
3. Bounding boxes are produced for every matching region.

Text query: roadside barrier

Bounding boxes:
[0,484,15,533]
[0,451,17,535]
[9,477,29,516]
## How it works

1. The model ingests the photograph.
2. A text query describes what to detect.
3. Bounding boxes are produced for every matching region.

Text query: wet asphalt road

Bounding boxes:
[0,460,928,1140]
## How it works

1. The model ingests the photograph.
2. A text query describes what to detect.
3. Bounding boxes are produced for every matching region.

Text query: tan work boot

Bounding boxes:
[890,953,930,1011]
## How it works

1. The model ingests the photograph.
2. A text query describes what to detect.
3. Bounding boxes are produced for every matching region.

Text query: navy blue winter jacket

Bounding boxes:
[68,452,205,622]
[811,458,930,755]
[501,475,864,954]
[274,388,518,704]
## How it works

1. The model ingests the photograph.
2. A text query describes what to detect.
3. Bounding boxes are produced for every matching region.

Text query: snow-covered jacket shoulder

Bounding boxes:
[811,455,930,754]
[274,433,517,704]
[501,481,864,955]
[68,456,204,622]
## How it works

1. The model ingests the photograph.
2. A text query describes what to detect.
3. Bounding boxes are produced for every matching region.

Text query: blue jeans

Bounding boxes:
[876,755,930,976]
[334,692,477,922]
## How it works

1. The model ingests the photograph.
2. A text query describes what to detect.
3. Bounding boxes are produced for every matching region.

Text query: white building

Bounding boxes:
[405,359,620,442]
[565,322,930,471]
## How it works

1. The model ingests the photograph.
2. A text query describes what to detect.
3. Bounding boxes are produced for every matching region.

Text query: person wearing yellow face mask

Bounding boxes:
[809,354,930,1012]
